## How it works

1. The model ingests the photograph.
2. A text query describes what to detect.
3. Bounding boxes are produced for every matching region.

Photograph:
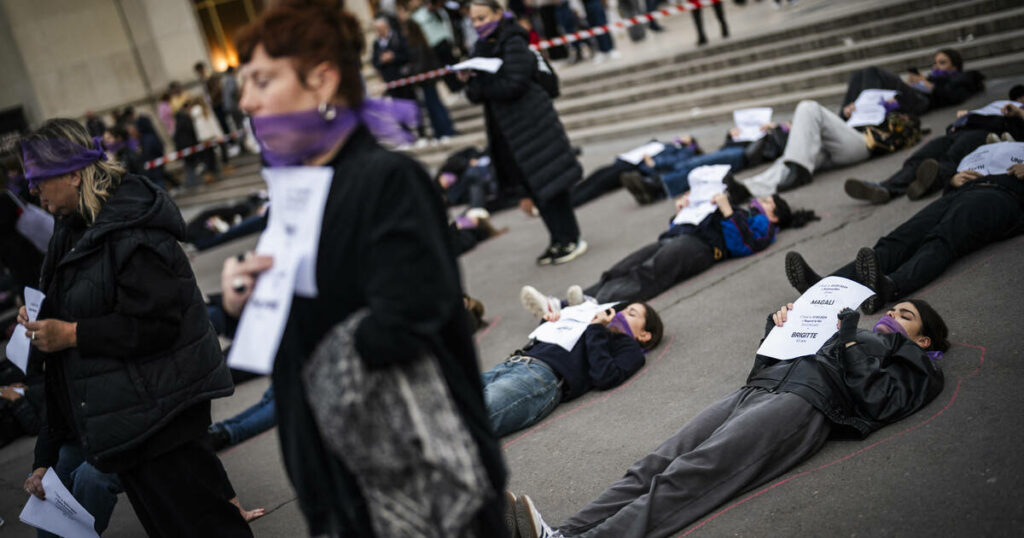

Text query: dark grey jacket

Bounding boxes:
[466,20,581,203]
[32,174,232,469]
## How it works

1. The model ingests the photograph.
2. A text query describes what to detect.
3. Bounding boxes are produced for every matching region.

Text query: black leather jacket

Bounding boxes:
[745,317,944,438]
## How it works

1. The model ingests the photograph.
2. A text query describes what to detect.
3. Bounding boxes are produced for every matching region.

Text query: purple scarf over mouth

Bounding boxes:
[250,98,419,167]
[21,136,107,188]
[873,315,943,361]
[607,311,635,340]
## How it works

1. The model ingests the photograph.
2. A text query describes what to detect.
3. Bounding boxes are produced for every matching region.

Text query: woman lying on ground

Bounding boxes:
[844,84,1024,204]
[509,298,948,538]
[535,180,817,305]
[787,154,1024,313]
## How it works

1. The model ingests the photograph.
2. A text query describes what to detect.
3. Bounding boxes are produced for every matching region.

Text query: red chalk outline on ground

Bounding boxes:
[383,0,722,91]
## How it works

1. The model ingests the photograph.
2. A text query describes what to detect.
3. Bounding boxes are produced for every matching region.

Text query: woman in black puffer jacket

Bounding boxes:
[464,0,587,265]
[17,119,249,536]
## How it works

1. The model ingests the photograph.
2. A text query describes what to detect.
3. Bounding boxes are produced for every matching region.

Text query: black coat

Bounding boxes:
[269,127,507,536]
[466,20,581,203]
[746,323,944,438]
[31,174,233,471]
[371,31,411,83]
[928,70,985,110]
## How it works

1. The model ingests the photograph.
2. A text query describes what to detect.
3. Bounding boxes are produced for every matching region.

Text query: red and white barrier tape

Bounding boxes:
[383,0,721,91]
[143,130,244,170]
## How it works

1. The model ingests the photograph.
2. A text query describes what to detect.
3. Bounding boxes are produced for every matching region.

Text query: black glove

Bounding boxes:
[837,307,860,344]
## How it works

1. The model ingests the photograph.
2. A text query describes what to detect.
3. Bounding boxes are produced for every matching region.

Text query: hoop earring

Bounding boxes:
[318,102,337,121]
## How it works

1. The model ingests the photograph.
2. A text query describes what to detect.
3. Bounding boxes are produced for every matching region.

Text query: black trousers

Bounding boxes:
[880,129,988,195]
[118,440,252,538]
[841,66,930,117]
[691,2,727,41]
[538,189,582,245]
[585,234,715,303]
[832,185,1023,296]
[571,161,634,207]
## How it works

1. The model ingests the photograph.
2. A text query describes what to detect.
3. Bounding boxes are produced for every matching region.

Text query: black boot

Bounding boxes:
[785,251,822,293]
[777,162,812,192]
[844,178,891,204]
[906,158,939,201]
[855,247,897,313]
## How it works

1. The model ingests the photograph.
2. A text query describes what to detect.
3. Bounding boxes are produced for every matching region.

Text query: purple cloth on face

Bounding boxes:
[607,311,635,340]
[21,136,107,186]
[251,98,419,167]
[750,198,766,216]
[929,69,952,80]
[476,20,500,38]
[873,315,943,361]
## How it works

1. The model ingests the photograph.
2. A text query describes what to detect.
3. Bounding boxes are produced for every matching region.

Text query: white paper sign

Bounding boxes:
[528,302,617,352]
[846,89,899,128]
[969,100,1020,117]
[956,142,1024,175]
[671,165,729,226]
[617,142,666,166]
[5,287,45,374]
[756,277,875,361]
[8,193,54,254]
[19,468,101,538]
[450,57,504,73]
[732,107,773,142]
[226,167,333,374]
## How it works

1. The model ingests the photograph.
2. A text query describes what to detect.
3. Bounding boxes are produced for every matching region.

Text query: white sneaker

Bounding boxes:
[465,207,491,221]
[516,494,562,538]
[521,286,561,320]
[504,491,519,538]
[566,285,584,306]
[609,49,621,60]
[592,52,607,64]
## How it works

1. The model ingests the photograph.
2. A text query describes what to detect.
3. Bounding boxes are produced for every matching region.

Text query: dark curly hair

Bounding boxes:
[772,194,820,230]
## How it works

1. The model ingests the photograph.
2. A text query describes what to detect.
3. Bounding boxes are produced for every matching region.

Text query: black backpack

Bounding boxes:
[531,49,560,99]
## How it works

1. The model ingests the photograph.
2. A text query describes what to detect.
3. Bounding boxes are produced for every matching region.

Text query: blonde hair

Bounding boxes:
[20,119,125,224]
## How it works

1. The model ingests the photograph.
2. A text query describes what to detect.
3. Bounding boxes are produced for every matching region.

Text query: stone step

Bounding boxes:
[445,0,1001,120]
[410,51,1024,170]
[408,27,1024,163]
[448,9,1024,135]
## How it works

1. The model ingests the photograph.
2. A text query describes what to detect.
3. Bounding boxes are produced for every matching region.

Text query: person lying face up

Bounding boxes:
[479,290,664,438]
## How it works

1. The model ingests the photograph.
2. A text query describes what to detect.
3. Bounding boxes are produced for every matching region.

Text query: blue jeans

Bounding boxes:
[481,359,563,437]
[422,83,455,138]
[583,0,614,52]
[216,385,277,446]
[40,444,122,537]
[659,146,747,197]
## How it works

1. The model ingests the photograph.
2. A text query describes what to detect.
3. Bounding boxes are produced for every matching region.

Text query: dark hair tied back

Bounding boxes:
[772,194,819,230]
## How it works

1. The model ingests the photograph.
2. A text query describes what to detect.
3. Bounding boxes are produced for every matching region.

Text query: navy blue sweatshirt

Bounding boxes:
[526,324,646,401]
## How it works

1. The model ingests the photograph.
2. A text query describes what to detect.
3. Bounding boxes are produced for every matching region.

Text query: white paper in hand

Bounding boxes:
[846,89,898,128]
[450,57,503,73]
[671,165,729,226]
[732,107,773,142]
[5,287,45,374]
[969,100,1019,117]
[756,277,875,361]
[616,142,666,166]
[20,468,101,538]
[529,302,617,352]
[956,142,1024,175]
[227,257,300,374]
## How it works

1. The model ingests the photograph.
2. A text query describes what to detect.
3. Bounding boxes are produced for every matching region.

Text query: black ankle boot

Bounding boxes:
[785,251,822,293]
[777,162,812,192]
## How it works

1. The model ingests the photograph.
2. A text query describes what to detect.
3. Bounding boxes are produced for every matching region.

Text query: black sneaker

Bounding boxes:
[550,240,588,265]
[777,162,812,192]
[620,171,654,205]
[906,159,939,201]
[844,179,891,204]
[205,424,232,452]
[785,251,821,293]
[855,247,891,313]
[536,244,557,265]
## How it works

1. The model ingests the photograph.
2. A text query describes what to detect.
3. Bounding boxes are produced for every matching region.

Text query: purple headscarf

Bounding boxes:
[250,98,419,167]
[21,136,107,188]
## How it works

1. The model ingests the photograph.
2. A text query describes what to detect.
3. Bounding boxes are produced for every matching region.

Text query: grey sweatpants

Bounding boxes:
[742,100,871,197]
[560,387,831,538]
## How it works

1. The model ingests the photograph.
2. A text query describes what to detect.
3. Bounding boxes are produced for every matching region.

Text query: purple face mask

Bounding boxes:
[874,315,943,361]
[929,68,953,79]
[250,98,419,167]
[476,19,500,38]
[607,311,635,340]
[21,136,107,188]
[750,197,766,216]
